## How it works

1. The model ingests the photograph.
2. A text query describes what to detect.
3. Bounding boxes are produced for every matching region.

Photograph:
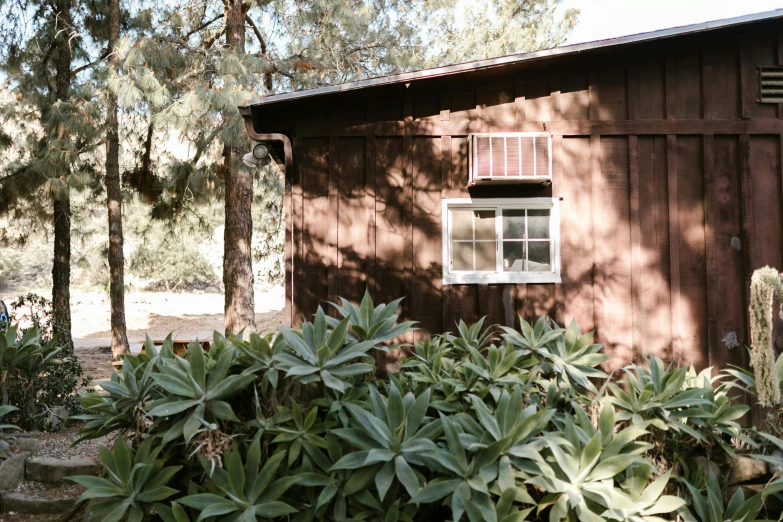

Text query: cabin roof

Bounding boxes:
[239,8,783,113]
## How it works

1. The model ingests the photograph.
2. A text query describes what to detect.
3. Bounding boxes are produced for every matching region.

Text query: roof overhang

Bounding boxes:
[239,8,783,114]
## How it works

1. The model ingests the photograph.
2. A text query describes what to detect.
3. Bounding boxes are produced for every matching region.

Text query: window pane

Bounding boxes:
[502,210,526,240]
[503,241,525,271]
[528,209,550,239]
[452,210,474,240]
[475,241,496,271]
[474,210,496,240]
[528,241,551,271]
[452,241,473,271]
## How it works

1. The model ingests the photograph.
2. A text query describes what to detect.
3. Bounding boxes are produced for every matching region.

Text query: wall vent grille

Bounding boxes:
[469,133,551,185]
[759,67,783,103]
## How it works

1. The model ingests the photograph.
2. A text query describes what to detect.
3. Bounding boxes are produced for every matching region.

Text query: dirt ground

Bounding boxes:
[75,310,285,383]
[66,286,285,383]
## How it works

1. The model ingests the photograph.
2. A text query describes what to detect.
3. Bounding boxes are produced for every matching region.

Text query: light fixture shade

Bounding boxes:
[252,143,269,159]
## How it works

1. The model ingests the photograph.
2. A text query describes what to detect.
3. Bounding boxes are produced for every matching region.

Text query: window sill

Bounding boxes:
[443,273,561,285]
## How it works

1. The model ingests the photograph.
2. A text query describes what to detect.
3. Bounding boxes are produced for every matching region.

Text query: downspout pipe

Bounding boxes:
[243,119,294,325]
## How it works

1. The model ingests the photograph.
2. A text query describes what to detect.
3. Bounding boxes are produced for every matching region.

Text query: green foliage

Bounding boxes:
[69,437,181,522]
[677,469,766,522]
[6,294,85,429]
[180,439,300,521]
[74,293,772,522]
[275,307,378,393]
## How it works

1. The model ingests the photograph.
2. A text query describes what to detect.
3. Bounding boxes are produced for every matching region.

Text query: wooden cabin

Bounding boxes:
[240,11,783,376]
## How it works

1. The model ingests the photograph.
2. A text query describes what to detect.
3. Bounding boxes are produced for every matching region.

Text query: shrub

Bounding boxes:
[6,293,85,429]
[73,292,769,522]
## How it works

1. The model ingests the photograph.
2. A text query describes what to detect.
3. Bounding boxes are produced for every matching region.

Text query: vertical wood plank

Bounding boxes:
[366,134,377,297]
[703,51,714,120]
[713,136,750,420]
[336,138,367,306]
[292,137,304,325]
[402,93,414,341]
[665,56,676,120]
[667,135,682,362]
[739,43,752,119]
[739,134,754,303]
[551,76,562,121]
[704,134,721,372]
[300,138,330,322]
[676,136,708,370]
[627,64,640,120]
[502,286,515,327]
[514,78,526,126]
[588,72,600,121]
[552,135,565,325]
[629,135,643,363]
[638,136,673,360]
[591,135,603,343]
[561,137,595,332]
[478,284,490,319]
[598,137,633,372]
[411,137,443,339]
[327,136,339,312]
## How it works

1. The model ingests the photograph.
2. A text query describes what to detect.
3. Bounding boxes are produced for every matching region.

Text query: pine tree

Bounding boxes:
[105,0,130,357]
[0,0,108,348]
[110,0,578,333]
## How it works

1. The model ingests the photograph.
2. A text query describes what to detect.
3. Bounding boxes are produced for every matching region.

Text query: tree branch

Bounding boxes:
[185,13,224,39]
[203,28,226,50]
[72,48,111,76]
[245,14,273,91]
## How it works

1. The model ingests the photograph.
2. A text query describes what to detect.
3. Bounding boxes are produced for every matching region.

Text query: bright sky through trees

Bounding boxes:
[563,0,782,45]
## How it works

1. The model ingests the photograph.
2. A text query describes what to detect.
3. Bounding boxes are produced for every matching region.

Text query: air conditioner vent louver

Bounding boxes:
[759,67,783,103]
[469,133,551,185]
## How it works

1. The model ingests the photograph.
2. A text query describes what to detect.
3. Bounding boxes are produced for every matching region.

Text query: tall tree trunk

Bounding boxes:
[52,0,73,349]
[52,197,72,348]
[106,0,129,358]
[223,0,255,335]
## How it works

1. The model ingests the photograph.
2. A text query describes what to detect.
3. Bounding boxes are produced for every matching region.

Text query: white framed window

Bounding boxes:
[442,198,561,285]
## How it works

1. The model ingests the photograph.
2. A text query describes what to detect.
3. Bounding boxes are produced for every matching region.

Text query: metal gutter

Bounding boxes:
[239,8,783,111]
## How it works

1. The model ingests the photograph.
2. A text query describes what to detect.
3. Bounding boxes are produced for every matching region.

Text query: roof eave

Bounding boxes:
[240,8,783,110]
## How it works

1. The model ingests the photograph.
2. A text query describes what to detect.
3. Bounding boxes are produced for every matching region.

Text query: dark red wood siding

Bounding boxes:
[250,21,783,421]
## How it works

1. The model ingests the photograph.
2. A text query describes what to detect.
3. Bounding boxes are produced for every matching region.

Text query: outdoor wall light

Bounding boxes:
[242,142,270,168]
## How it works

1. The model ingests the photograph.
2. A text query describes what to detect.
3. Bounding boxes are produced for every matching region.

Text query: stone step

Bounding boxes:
[2,481,85,515]
[25,457,100,484]
[0,453,30,491]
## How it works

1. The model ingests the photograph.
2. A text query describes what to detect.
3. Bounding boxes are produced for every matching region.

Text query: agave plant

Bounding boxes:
[609,355,712,431]
[602,467,686,521]
[270,400,333,467]
[503,317,608,395]
[413,413,534,522]
[288,432,384,521]
[329,291,416,344]
[449,317,497,354]
[179,439,300,521]
[460,342,526,402]
[677,468,767,522]
[275,307,377,393]
[330,382,441,499]
[457,387,554,459]
[0,325,50,405]
[147,342,255,443]
[684,374,754,457]
[524,402,652,522]
[75,336,174,442]
[69,437,181,522]
[234,332,285,393]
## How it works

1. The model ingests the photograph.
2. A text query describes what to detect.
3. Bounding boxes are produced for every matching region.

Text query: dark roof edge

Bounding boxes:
[240,9,783,111]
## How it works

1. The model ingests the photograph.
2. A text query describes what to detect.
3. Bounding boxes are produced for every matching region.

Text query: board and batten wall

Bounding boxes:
[278,27,783,399]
